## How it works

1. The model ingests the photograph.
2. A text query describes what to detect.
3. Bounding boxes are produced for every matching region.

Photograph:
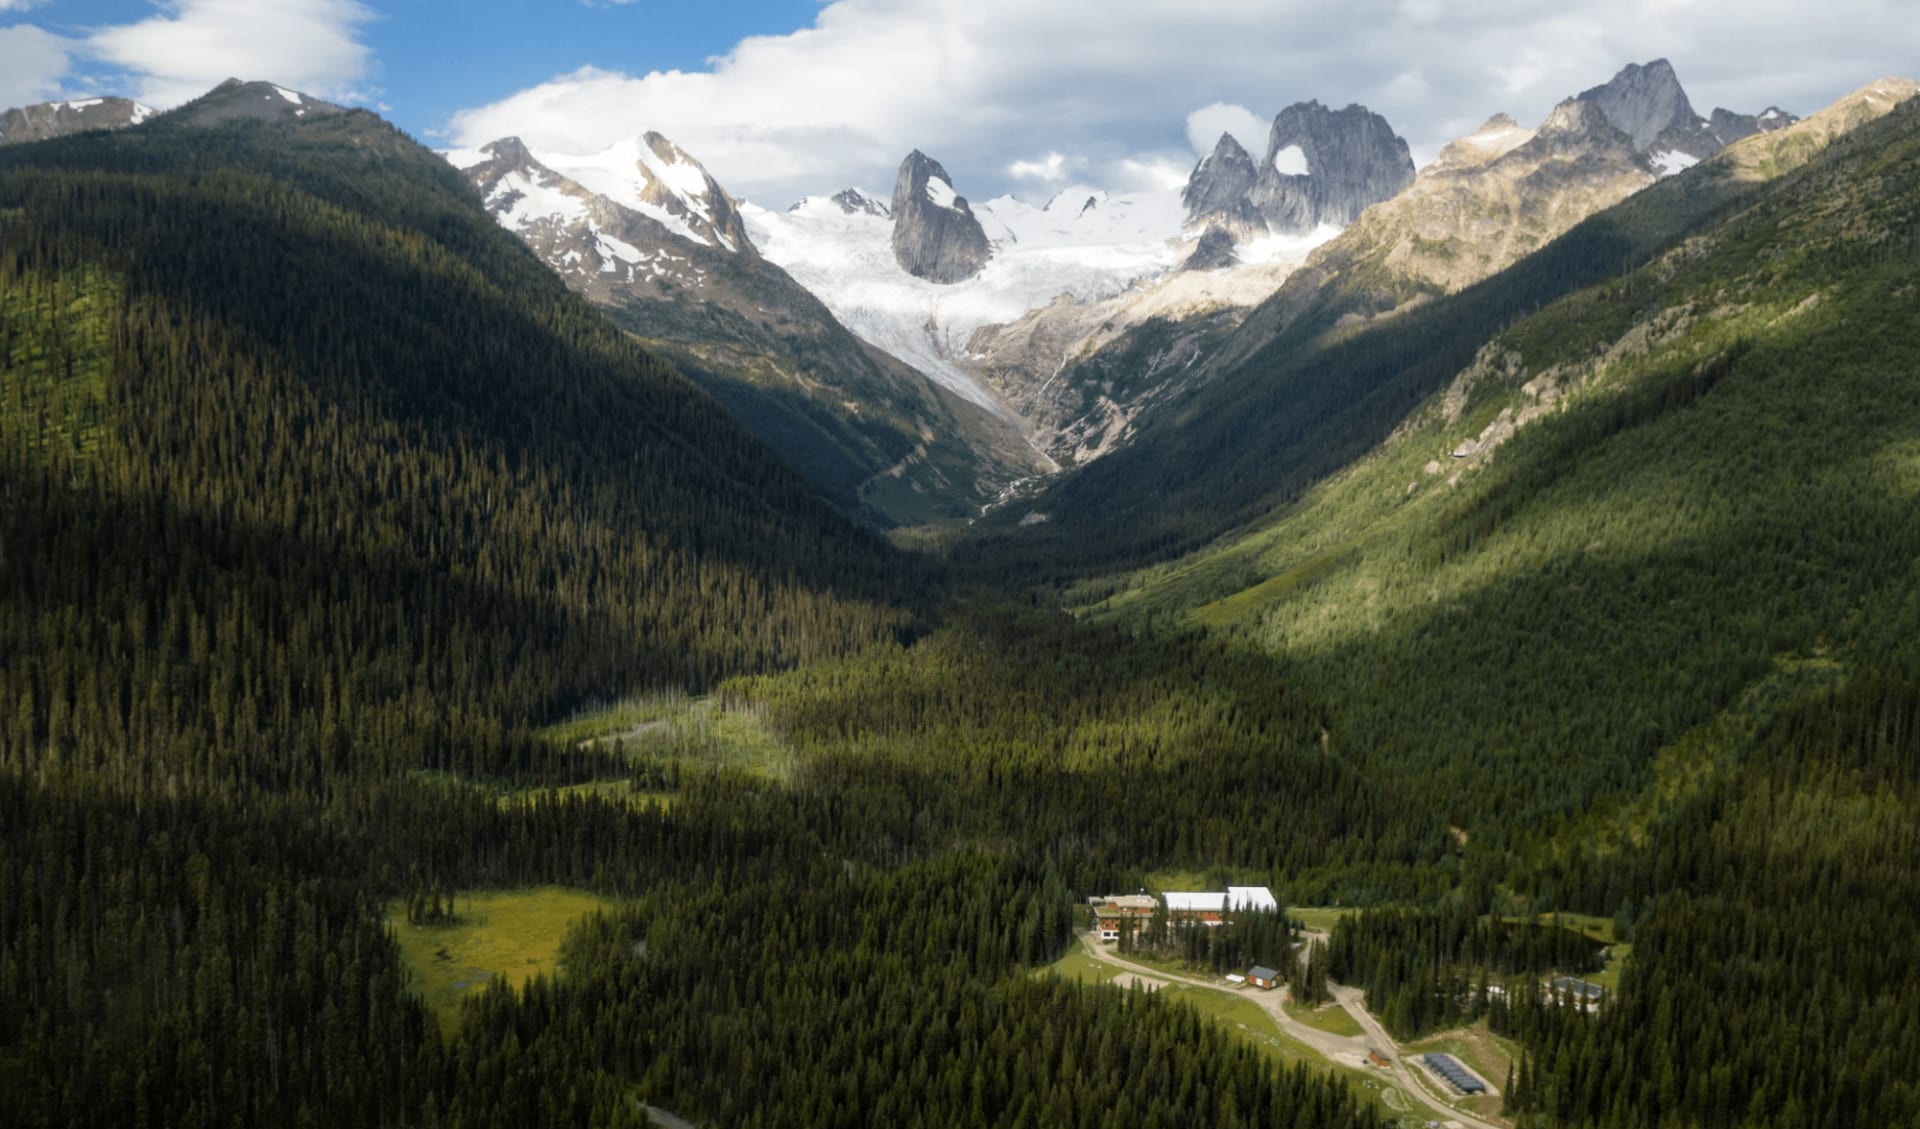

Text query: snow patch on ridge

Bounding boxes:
[1651,150,1699,177]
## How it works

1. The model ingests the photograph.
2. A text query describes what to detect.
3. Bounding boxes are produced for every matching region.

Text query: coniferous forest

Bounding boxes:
[4,83,1920,1129]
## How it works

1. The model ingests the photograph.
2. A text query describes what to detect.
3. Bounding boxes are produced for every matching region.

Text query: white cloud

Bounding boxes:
[0,24,71,108]
[87,0,375,108]
[1008,151,1071,181]
[449,0,1920,203]
[1185,103,1269,159]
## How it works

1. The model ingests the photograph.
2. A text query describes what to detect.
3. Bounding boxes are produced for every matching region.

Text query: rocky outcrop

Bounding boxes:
[1181,133,1265,241]
[1577,59,1696,150]
[1577,59,1798,172]
[1248,101,1417,233]
[1180,101,1415,247]
[828,188,891,218]
[169,79,344,127]
[454,136,1043,524]
[1201,92,1655,380]
[0,96,153,145]
[1183,226,1240,271]
[889,151,991,283]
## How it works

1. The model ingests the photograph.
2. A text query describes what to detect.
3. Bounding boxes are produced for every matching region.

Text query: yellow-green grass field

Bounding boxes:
[1285,998,1365,1038]
[1287,906,1361,934]
[388,887,617,1037]
[1407,1019,1522,1100]
[541,693,795,784]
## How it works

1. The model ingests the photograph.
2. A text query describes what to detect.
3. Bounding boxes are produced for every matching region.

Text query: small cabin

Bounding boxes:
[1248,965,1280,990]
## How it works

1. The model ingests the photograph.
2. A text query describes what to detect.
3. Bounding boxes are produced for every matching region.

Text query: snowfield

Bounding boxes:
[743,186,1195,411]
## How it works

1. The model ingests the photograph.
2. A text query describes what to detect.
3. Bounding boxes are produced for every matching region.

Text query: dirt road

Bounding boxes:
[1081,932,1501,1129]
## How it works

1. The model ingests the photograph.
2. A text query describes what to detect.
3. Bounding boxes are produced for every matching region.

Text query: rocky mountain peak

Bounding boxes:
[890,150,991,283]
[0,95,155,146]
[171,79,344,127]
[1182,103,1414,247]
[1430,113,1535,172]
[1249,100,1416,234]
[1539,97,1623,139]
[1181,133,1262,237]
[1579,58,1696,150]
[827,188,891,218]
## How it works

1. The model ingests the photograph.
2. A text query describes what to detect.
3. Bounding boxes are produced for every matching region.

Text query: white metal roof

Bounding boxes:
[1227,886,1279,912]
[1164,892,1227,912]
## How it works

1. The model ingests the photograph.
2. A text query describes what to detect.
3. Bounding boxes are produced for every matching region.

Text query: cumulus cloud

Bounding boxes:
[438,0,1920,204]
[1008,151,1071,181]
[87,0,376,108]
[1185,103,1269,159]
[0,24,71,108]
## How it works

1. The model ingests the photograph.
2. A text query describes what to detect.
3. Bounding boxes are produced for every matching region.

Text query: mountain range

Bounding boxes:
[425,59,1796,503]
[5,52,1920,1129]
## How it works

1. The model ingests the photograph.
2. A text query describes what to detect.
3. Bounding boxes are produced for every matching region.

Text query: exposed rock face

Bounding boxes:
[1202,93,1656,380]
[1181,101,1415,247]
[0,96,153,145]
[1248,101,1416,233]
[890,150,992,283]
[1181,133,1265,241]
[828,188,891,218]
[1183,226,1240,271]
[1577,59,1799,172]
[1578,59,1696,150]
[169,78,345,127]
[455,136,1043,524]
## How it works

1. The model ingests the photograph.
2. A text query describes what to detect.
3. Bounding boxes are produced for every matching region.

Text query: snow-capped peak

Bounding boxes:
[450,132,752,255]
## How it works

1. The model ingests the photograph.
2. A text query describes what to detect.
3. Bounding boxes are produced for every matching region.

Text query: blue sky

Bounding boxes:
[5,0,825,130]
[6,1,1920,206]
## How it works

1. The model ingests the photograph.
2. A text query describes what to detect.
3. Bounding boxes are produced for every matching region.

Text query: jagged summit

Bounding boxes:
[1182,101,1414,247]
[1576,59,1800,175]
[1181,133,1264,241]
[826,188,891,218]
[1250,101,1415,233]
[890,150,991,283]
[1578,59,1694,149]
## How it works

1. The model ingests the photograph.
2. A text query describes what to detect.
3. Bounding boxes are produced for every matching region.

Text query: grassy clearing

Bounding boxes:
[387,887,617,1038]
[1041,937,1124,986]
[543,693,795,784]
[1288,906,1361,934]
[1286,999,1365,1038]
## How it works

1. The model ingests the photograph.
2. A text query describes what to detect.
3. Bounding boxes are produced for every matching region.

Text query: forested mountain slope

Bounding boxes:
[975,81,1918,576]
[1066,85,1920,1129]
[0,93,1385,1129]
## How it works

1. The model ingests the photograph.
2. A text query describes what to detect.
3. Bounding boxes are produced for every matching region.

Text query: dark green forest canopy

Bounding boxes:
[4,88,1920,1129]
[0,109,1383,1128]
